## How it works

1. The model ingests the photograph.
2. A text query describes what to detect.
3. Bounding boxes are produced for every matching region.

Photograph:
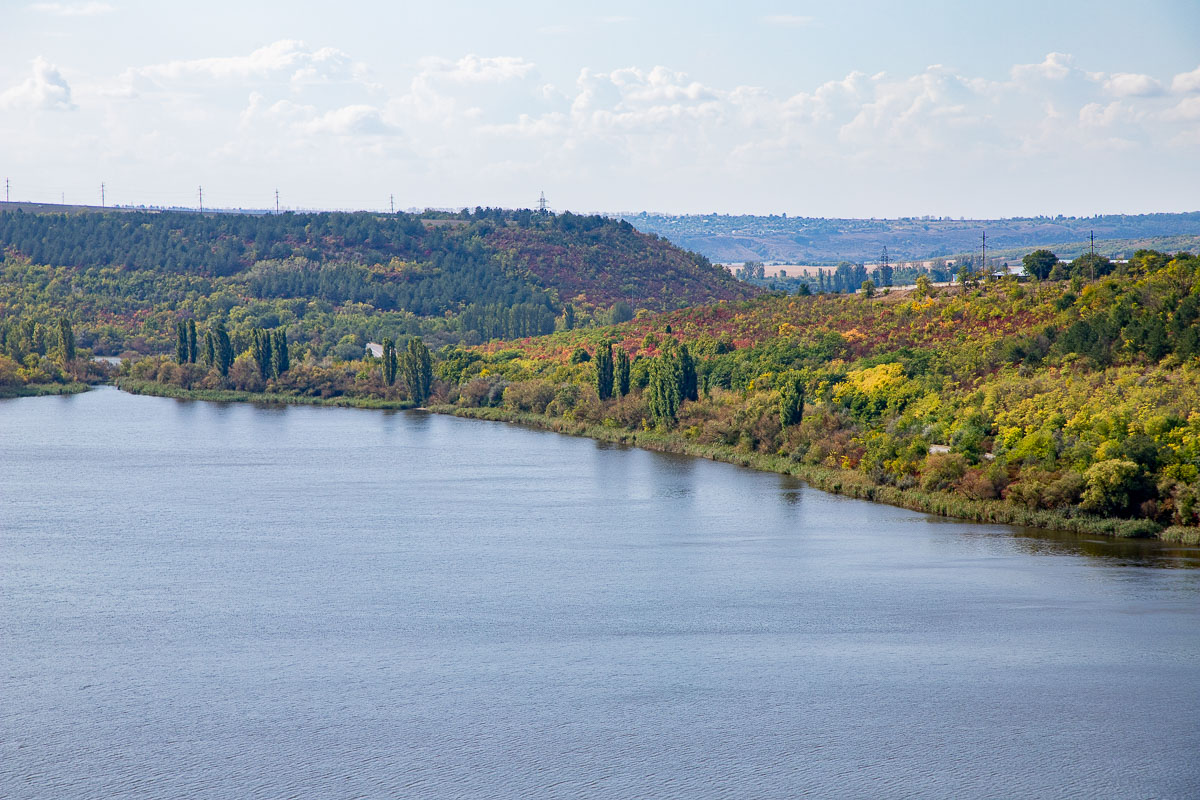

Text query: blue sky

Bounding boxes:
[2,1,1198,216]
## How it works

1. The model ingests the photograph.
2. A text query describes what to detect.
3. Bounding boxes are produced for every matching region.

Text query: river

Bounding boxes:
[2,387,1198,798]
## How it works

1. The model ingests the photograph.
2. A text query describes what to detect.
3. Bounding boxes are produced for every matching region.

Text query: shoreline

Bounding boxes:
[0,382,92,400]
[113,380,1196,544]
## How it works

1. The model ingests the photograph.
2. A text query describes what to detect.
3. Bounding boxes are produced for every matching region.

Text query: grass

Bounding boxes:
[435,405,1183,542]
[117,378,416,410]
[0,382,91,399]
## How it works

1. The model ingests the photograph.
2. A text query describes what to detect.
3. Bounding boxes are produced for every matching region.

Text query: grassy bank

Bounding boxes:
[434,405,1177,541]
[0,382,91,399]
[117,378,416,410]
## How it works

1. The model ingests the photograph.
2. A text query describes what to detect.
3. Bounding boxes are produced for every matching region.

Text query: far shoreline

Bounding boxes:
[109,378,1199,546]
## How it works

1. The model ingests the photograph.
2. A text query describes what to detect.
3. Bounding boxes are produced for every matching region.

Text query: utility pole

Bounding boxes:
[101,182,105,208]
[198,185,203,213]
[275,189,280,215]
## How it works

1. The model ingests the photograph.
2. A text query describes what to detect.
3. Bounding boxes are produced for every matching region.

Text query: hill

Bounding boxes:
[0,207,754,355]
[622,211,1200,263]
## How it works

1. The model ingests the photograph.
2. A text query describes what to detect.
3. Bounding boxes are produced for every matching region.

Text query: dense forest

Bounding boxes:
[0,207,754,358]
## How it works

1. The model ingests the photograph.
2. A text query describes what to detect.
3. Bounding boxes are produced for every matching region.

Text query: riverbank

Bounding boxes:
[117,379,416,410]
[0,382,91,399]
[434,405,1179,541]
[112,379,1186,541]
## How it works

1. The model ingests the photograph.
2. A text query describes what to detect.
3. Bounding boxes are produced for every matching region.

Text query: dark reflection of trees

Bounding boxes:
[1005,527,1200,569]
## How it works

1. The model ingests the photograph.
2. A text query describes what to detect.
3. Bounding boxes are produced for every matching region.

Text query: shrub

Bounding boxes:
[921,452,968,492]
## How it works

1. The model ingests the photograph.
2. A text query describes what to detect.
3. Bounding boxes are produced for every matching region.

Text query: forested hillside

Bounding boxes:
[0,207,754,356]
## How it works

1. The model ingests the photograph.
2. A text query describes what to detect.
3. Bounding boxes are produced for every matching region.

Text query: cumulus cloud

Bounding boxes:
[1011,52,1076,82]
[1104,72,1163,97]
[0,57,76,110]
[1173,65,1200,94]
[30,2,113,16]
[126,40,364,90]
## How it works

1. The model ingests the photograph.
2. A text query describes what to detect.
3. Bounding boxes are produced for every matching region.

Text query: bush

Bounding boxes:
[921,452,968,492]
[1079,459,1141,516]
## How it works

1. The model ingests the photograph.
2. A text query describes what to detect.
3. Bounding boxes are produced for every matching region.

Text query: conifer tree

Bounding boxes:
[594,342,614,400]
[614,347,631,398]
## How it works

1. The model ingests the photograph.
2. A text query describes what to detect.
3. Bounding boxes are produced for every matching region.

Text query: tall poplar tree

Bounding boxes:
[187,320,197,363]
[382,338,397,386]
[400,337,434,404]
[252,328,272,379]
[203,330,216,368]
[57,317,75,363]
[272,330,289,376]
[213,322,233,377]
[647,346,683,425]
[176,321,188,364]
[594,342,614,400]
[614,347,631,398]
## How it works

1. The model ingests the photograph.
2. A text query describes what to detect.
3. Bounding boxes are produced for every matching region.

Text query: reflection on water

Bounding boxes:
[2,386,1198,800]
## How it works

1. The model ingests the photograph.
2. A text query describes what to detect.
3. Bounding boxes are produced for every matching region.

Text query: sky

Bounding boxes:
[1,0,1198,217]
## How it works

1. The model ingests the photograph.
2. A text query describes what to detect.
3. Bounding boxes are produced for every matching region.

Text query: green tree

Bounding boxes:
[203,330,216,368]
[914,274,932,299]
[594,342,614,400]
[57,317,75,364]
[614,347,631,398]
[187,320,197,363]
[272,329,289,376]
[252,328,272,380]
[647,346,683,425]
[213,322,233,377]
[176,321,188,364]
[382,337,397,386]
[679,343,698,401]
[861,279,876,298]
[1022,249,1058,280]
[779,370,805,427]
[401,337,434,404]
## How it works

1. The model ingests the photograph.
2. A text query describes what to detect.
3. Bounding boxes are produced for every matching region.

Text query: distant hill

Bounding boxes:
[621,212,1200,263]
[0,206,755,354]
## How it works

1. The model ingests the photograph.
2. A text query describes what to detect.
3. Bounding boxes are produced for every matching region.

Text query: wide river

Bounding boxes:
[3,387,1199,798]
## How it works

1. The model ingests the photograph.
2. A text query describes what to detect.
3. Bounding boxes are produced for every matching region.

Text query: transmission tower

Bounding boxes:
[275,189,280,215]
[101,182,105,208]
[198,185,203,213]
[390,194,395,214]
[4,178,9,203]
[537,191,548,214]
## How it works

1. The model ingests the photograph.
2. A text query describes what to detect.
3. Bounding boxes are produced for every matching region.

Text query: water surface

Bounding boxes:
[2,387,1198,798]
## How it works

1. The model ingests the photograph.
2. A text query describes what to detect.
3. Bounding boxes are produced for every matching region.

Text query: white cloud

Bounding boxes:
[1163,96,1200,122]
[1011,52,1075,82]
[763,14,816,27]
[1172,65,1200,94]
[126,40,364,90]
[30,2,113,16]
[1104,72,1163,97]
[0,57,75,110]
[1079,100,1124,127]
